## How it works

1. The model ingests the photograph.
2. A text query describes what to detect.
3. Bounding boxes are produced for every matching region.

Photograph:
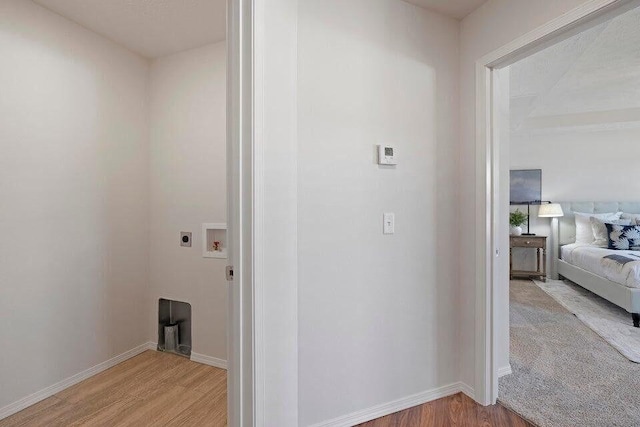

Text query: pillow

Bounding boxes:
[606,223,640,251]
[590,217,632,247]
[621,213,640,225]
[574,212,622,244]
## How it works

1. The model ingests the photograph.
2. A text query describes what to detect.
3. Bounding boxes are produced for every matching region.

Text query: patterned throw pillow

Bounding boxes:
[606,223,640,250]
[590,217,632,247]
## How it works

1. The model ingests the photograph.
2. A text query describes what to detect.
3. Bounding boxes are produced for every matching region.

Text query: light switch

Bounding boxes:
[383,213,395,234]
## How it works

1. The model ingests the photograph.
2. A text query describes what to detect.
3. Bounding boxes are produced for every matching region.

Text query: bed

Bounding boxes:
[557,202,640,327]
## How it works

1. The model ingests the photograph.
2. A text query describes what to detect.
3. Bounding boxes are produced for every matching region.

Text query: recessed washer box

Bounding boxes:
[202,223,227,259]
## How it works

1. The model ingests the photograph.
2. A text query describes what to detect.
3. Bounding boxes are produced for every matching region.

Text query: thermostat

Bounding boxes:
[377,145,397,165]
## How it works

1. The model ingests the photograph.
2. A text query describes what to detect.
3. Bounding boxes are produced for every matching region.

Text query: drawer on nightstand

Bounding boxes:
[510,237,545,248]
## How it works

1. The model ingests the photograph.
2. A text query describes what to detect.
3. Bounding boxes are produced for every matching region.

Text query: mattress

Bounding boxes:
[561,243,640,288]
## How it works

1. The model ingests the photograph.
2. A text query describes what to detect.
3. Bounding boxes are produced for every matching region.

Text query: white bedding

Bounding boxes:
[561,243,640,288]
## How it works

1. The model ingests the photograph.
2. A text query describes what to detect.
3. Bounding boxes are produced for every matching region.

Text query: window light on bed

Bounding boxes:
[538,203,564,218]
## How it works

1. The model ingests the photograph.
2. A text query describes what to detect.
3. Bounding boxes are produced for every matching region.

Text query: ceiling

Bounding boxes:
[31,0,486,59]
[510,6,640,134]
[33,0,226,59]
[405,0,488,19]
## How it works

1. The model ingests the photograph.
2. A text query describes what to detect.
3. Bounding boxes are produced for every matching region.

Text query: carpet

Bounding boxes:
[535,279,640,363]
[499,280,640,427]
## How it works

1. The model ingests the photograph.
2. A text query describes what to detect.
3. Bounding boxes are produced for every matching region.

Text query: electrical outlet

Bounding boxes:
[180,232,192,247]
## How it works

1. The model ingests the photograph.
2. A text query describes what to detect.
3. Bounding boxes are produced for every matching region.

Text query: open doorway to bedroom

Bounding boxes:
[489,2,640,425]
[0,0,235,425]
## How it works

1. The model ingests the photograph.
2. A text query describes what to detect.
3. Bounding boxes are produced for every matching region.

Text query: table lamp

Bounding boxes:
[538,203,564,279]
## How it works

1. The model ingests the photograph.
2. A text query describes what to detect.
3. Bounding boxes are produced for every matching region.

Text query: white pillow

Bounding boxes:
[589,217,632,247]
[574,212,622,244]
[621,213,640,225]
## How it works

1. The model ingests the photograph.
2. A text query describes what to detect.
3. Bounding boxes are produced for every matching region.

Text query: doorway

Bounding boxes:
[477,0,640,417]
[0,0,238,425]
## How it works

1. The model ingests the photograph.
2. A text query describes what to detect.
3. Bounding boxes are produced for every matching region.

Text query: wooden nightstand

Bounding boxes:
[510,235,547,282]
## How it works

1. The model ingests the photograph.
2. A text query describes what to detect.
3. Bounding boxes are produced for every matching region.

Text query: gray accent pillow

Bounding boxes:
[621,212,640,226]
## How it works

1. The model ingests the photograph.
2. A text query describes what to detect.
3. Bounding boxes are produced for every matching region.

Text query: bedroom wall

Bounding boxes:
[297,0,460,424]
[148,42,227,361]
[0,0,149,411]
[460,0,597,392]
[511,128,640,233]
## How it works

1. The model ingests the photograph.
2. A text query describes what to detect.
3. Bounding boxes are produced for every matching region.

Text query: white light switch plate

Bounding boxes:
[383,213,395,234]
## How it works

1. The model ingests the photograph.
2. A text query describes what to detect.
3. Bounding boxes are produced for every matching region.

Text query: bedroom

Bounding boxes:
[499,4,640,426]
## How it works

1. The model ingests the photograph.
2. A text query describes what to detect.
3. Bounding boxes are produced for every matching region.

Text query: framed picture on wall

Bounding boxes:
[510,169,542,204]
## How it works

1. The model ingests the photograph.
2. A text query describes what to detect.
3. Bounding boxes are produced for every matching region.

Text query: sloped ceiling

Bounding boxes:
[510,7,640,134]
[33,0,226,59]
[405,0,487,19]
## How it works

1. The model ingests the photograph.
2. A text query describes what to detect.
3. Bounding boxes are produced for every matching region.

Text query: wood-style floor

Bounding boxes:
[1,351,532,427]
[357,393,534,427]
[0,350,227,427]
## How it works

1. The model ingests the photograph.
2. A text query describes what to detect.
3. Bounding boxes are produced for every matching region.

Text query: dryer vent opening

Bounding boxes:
[158,298,191,357]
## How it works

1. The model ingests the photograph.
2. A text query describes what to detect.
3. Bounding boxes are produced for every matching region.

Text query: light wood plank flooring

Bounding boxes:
[2,352,532,426]
[0,350,227,427]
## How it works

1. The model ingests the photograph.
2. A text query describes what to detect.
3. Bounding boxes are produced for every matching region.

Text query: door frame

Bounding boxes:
[474,0,639,406]
[227,0,299,425]
[227,0,255,424]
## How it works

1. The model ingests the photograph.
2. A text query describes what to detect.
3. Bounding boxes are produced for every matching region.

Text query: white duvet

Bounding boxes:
[561,243,640,288]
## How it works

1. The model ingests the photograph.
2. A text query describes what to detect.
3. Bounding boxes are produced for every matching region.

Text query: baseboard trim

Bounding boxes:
[497,364,512,378]
[190,352,228,370]
[458,382,475,400]
[147,342,227,370]
[309,382,472,427]
[0,342,151,421]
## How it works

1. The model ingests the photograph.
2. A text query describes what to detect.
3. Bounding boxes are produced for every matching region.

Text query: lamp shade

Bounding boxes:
[538,203,564,218]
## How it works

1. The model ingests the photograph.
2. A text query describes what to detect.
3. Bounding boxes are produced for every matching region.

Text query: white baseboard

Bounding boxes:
[148,342,227,370]
[458,381,475,400]
[309,382,473,427]
[190,352,228,370]
[0,342,151,421]
[497,364,512,377]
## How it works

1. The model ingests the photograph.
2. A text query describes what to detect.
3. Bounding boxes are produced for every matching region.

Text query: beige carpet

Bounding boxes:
[499,280,640,427]
[535,279,640,363]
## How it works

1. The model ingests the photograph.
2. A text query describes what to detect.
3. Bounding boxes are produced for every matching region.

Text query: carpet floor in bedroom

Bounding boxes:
[499,279,640,427]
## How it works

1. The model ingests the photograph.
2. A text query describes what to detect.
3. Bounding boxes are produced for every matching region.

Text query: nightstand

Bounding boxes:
[510,235,547,282]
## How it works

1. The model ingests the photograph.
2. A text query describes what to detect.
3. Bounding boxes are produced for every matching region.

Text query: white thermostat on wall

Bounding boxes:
[377,145,397,165]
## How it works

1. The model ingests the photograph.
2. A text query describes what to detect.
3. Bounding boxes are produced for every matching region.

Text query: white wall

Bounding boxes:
[297,0,460,424]
[148,42,227,361]
[256,0,300,424]
[0,0,149,410]
[511,127,640,204]
[460,0,596,389]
